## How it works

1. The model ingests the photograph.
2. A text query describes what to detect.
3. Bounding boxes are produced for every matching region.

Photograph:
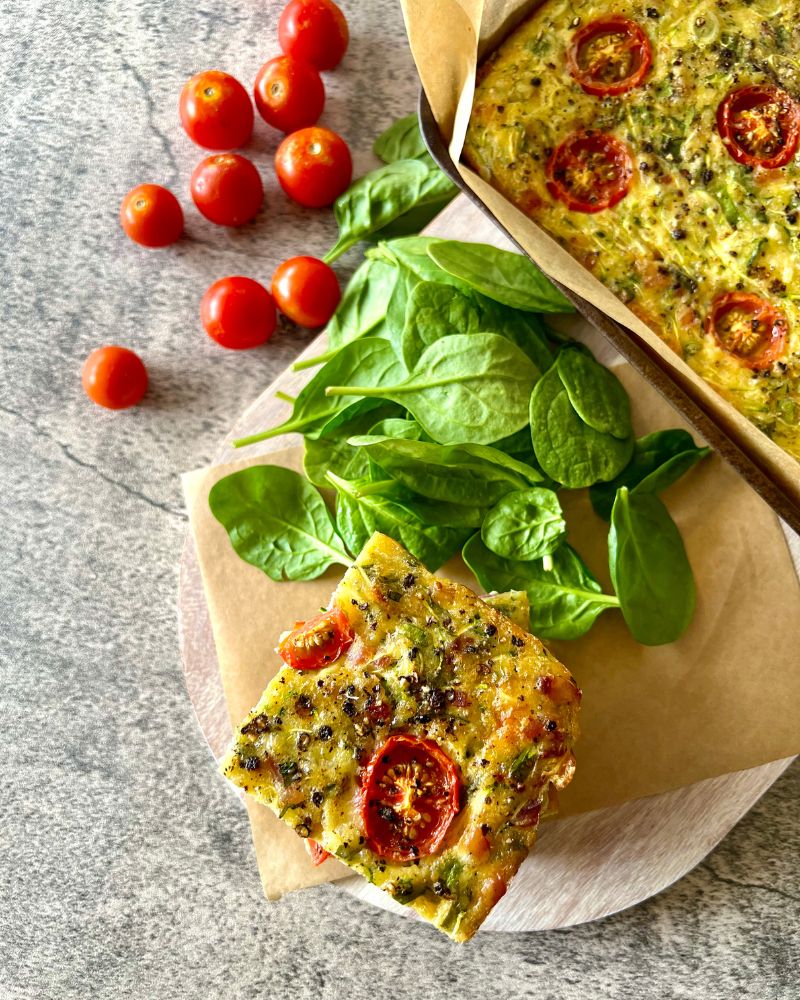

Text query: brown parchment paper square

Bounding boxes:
[400,0,800,512]
[183,367,800,898]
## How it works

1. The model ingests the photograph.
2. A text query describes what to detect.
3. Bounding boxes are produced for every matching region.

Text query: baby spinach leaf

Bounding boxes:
[303,402,402,488]
[373,113,429,162]
[367,417,429,441]
[609,487,696,645]
[398,281,479,366]
[235,338,406,447]
[556,346,631,440]
[326,333,538,444]
[368,197,453,243]
[347,435,542,506]
[399,280,553,371]
[327,473,468,570]
[462,535,619,640]
[427,240,574,313]
[589,430,710,520]
[481,488,566,561]
[375,236,471,337]
[635,448,711,495]
[304,432,369,489]
[314,396,401,441]
[490,427,542,468]
[293,259,397,371]
[208,465,350,580]
[325,160,457,263]
[404,495,485,529]
[529,366,633,488]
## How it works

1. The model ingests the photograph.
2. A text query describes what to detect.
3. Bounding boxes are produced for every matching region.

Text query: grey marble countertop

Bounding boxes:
[2,2,797,998]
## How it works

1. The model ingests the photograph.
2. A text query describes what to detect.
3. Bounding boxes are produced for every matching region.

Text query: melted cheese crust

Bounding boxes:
[222,534,580,942]
[464,0,800,459]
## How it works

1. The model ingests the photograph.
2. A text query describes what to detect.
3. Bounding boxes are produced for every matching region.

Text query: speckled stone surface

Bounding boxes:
[1,1,798,997]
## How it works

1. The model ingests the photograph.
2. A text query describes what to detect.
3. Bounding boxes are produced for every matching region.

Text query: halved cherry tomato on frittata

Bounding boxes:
[179,70,254,150]
[567,16,652,97]
[717,85,800,170]
[706,291,788,370]
[278,607,353,670]
[307,840,331,865]
[546,131,634,213]
[253,56,325,134]
[360,734,461,863]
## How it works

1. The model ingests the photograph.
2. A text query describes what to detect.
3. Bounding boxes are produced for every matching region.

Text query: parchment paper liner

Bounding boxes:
[182,364,800,899]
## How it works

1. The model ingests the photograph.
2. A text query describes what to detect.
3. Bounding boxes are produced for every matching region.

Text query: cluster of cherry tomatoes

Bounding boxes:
[83,0,351,409]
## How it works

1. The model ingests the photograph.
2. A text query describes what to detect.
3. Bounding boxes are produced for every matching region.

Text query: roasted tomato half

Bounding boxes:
[567,16,652,97]
[360,734,461,863]
[277,606,353,670]
[307,840,331,865]
[717,85,800,170]
[706,291,788,369]
[546,131,634,213]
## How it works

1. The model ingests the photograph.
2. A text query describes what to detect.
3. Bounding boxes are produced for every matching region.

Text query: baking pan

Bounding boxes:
[418,90,800,537]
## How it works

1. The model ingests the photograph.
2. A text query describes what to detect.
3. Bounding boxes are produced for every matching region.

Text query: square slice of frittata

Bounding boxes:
[222,532,580,941]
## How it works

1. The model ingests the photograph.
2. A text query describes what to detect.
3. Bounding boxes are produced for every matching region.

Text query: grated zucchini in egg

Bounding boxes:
[464,0,800,459]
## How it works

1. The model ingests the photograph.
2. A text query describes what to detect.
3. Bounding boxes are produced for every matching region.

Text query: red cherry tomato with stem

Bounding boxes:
[277,607,353,669]
[254,56,325,134]
[567,17,652,97]
[179,70,254,150]
[360,734,462,863]
[546,131,634,213]
[190,154,263,227]
[716,85,800,170]
[275,127,352,208]
[120,184,183,247]
[200,276,277,349]
[706,291,788,369]
[82,347,148,410]
[272,256,341,328]
[278,0,349,70]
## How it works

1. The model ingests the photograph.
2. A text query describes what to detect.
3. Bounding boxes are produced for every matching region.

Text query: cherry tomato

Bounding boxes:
[717,85,800,170]
[307,840,331,865]
[119,184,183,247]
[190,154,263,227]
[275,127,352,208]
[706,291,788,370]
[82,346,148,410]
[278,0,349,70]
[360,734,461,863]
[546,131,634,213]
[179,70,254,150]
[567,16,651,97]
[254,56,325,134]
[200,276,277,349]
[272,256,341,328]
[277,607,353,669]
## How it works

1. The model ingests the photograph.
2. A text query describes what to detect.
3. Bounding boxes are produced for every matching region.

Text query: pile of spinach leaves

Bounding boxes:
[209,114,710,647]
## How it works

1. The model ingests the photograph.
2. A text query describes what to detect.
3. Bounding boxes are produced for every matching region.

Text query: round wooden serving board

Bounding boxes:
[178,196,797,933]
